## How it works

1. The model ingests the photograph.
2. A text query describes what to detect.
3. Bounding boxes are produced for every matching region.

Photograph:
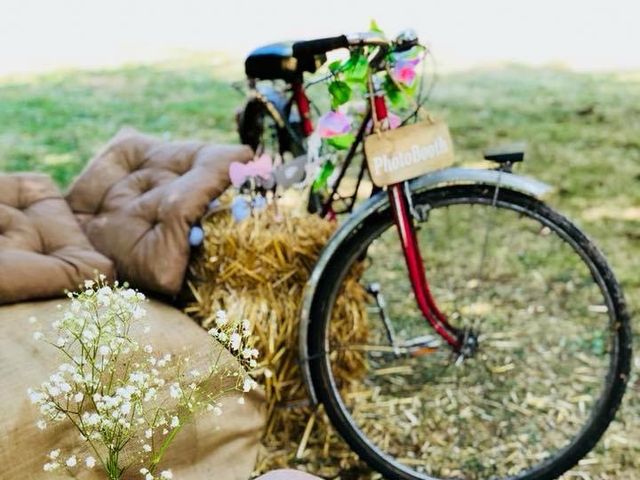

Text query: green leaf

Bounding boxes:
[343,53,369,83]
[328,60,343,74]
[328,81,352,108]
[312,160,335,191]
[383,75,407,109]
[369,19,384,34]
[326,133,356,150]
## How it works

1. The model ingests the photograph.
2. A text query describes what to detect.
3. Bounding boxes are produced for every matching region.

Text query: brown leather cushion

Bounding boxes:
[0,173,115,305]
[0,299,265,480]
[65,128,253,296]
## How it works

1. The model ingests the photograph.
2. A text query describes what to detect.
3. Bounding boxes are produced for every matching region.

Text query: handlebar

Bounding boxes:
[292,30,418,58]
[292,35,350,57]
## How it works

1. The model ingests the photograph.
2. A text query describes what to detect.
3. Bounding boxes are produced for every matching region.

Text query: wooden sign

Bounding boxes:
[364,119,455,187]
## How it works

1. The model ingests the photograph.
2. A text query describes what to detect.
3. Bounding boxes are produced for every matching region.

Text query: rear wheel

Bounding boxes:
[308,184,631,480]
[237,96,304,156]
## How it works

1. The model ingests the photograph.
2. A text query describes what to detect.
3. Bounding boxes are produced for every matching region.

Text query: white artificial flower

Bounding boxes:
[33,331,44,341]
[36,420,47,430]
[143,345,153,354]
[237,397,246,405]
[48,449,60,460]
[98,345,110,356]
[213,406,223,416]
[85,456,96,468]
[84,280,95,289]
[145,428,153,439]
[160,470,173,479]
[65,455,77,467]
[143,444,152,452]
[43,462,59,472]
[73,392,84,403]
[170,416,180,428]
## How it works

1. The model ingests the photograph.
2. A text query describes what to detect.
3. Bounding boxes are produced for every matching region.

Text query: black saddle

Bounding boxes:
[245,35,349,82]
[483,142,526,167]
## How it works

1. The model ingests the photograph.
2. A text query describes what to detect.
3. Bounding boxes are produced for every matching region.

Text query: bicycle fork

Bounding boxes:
[388,183,462,351]
[370,87,462,351]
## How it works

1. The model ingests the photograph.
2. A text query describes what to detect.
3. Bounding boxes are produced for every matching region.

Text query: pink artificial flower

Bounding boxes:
[317,111,351,138]
[392,58,420,86]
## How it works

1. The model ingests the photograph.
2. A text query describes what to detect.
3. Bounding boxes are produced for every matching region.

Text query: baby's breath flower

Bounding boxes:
[215,309,228,327]
[229,332,242,351]
[30,281,259,479]
[169,383,182,399]
[43,462,59,472]
[243,377,257,393]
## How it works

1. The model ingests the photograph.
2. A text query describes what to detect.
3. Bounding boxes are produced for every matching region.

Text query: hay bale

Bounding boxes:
[185,202,370,476]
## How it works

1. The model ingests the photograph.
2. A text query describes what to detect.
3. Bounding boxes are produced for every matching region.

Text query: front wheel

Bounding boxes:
[308,184,631,480]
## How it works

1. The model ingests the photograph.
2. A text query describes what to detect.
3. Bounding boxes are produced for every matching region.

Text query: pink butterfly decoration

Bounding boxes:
[317,111,351,138]
[229,153,273,188]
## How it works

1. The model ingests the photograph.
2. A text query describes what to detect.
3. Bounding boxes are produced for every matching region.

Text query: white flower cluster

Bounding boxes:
[29,277,259,480]
[207,310,259,371]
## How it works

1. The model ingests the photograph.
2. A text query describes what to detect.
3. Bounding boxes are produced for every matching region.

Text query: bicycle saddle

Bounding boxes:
[483,142,526,165]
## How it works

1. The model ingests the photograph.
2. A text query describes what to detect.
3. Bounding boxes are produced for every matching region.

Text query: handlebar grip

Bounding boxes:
[292,35,349,57]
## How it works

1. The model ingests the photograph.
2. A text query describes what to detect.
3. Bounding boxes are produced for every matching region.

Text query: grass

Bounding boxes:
[0,57,638,478]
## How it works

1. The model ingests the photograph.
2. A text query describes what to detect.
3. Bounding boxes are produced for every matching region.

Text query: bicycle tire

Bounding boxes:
[307,184,632,480]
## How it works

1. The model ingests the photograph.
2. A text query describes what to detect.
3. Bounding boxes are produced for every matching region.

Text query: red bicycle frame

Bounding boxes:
[292,82,462,351]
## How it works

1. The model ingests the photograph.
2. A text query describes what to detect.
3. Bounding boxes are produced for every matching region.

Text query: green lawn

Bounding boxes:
[0,57,638,478]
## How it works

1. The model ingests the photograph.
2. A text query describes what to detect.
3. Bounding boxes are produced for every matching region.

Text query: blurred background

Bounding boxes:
[2,0,639,74]
[1,1,638,477]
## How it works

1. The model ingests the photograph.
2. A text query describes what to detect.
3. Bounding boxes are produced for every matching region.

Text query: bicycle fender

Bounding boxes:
[298,167,553,405]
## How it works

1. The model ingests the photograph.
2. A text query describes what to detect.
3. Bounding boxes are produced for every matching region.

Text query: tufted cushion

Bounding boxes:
[0,173,115,305]
[65,128,253,296]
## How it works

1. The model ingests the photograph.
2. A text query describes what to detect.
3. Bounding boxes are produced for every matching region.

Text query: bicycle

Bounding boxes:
[236,30,632,480]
